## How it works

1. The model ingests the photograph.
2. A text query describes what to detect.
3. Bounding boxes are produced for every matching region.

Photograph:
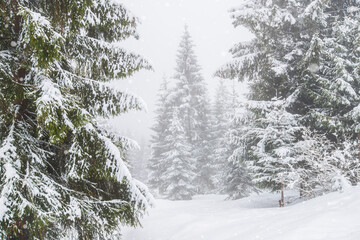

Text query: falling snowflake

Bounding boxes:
[308,63,319,73]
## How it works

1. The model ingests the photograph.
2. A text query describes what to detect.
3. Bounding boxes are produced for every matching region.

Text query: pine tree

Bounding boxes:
[217,0,307,101]
[171,26,213,193]
[162,110,196,200]
[217,0,360,198]
[249,99,302,192]
[219,0,360,139]
[0,1,152,238]
[147,77,173,196]
[221,83,256,199]
[223,117,256,200]
[297,0,360,187]
[300,1,360,138]
[172,26,204,143]
[193,105,214,194]
[210,81,231,191]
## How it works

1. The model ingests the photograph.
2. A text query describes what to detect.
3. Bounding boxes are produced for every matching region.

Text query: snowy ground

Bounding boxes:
[123,187,360,240]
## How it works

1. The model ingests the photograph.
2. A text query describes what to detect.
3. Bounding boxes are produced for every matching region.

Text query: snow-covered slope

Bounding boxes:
[123,187,360,240]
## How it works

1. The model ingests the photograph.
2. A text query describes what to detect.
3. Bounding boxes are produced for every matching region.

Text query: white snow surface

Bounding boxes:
[123,187,360,240]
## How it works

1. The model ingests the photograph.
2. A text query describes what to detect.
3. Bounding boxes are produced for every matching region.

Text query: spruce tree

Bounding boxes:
[217,0,360,198]
[148,77,173,196]
[171,26,213,193]
[162,110,196,200]
[223,117,256,200]
[218,0,360,140]
[0,1,152,238]
[210,81,231,191]
[193,106,214,194]
[221,83,256,199]
[248,99,302,192]
[299,0,360,187]
[300,1,360,138]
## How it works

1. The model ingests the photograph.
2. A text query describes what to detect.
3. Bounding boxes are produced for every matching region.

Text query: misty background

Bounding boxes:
[109,0,253,143]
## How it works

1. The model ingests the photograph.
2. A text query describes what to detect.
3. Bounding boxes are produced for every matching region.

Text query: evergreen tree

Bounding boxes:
[193,105,214,194]
[217,0,360,199]
[172,26,204,143]
[148,77,173,196]
[223,118,256,199]
[222,159,255,200]
[171,26,213,193]
[217,0,307,101]
[162,110,196,200]
[300,1,360,138]
[0,1,152,238]
[221,82,256,199]
[210,81,231,191]
[249,99,302,192]
[218,0,360,140]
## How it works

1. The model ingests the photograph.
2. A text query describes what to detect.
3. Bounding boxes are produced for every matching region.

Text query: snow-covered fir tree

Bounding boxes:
[217,0,306,101]
[193,107,214,194]
[221,83,256,199]
[162,110,196,200]
[170,26,213,194]
[147,77,173,196]
[248,99,303,192]
[223,119,256,199]
[222,158,255,200]
[297,1,360,162]
[220,0,360,144]
[217,0,360,200]
[210,81,232,191]
[300,0,360,187]
[0,1,153,239]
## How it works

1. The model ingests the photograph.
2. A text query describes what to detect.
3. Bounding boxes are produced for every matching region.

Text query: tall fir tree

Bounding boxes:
[170,26,213,194]
[217,0,360,200]
[172,26,204,143]
[0,1,153,238]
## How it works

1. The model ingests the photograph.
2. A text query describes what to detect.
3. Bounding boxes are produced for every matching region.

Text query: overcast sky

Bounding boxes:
[110,0,253,143]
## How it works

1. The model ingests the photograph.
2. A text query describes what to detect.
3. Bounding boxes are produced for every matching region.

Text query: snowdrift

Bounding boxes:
[123,187,360,240]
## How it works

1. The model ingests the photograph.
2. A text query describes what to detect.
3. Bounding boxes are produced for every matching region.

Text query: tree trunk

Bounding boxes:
[279,183,284,207]
[358,132,360,161]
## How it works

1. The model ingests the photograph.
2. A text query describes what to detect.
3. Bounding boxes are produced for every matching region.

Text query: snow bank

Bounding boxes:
[123,187,360,240]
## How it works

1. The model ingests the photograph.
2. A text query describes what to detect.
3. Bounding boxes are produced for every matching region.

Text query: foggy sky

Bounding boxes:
[110,0,253,143]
